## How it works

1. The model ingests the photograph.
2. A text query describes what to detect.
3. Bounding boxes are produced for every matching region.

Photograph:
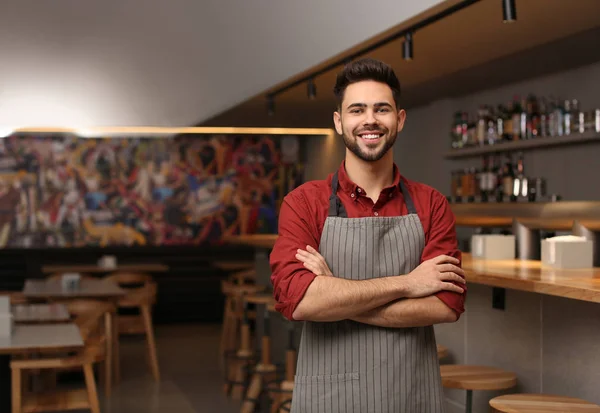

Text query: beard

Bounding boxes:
[342,125,397,162]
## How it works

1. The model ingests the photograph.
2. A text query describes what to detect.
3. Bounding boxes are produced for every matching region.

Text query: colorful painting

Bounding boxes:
[0,133,304,248]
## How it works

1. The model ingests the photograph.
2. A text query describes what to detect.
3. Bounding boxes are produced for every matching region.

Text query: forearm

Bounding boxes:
[350,295,458,328]
[292,275,407,322]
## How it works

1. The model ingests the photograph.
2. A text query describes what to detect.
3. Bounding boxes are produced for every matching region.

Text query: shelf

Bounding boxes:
[444,130,600,159]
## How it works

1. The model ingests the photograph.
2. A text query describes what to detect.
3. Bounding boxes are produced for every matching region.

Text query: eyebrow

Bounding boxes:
[346,102,394,110]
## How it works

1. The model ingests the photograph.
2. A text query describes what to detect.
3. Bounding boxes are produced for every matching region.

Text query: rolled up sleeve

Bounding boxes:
[421,193,467,318]
[270,192,319,321]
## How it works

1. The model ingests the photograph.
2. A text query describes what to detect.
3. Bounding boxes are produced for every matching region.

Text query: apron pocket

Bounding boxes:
[293,372,361,413]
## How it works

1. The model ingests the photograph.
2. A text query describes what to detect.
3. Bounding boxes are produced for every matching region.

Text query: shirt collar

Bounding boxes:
[337,160,402,197]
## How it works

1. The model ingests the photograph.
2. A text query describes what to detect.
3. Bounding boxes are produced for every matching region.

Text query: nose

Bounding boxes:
[363,108,378,125]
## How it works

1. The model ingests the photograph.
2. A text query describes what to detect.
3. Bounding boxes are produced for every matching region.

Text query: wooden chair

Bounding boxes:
[490,393,600,412]
[10,301,107,413]
[63,299,115,397]
[440,365,517,413]
[104,271,160,382]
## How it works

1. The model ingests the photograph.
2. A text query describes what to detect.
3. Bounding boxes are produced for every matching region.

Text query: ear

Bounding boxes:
[333,111,343,136]
[397,109,407,133]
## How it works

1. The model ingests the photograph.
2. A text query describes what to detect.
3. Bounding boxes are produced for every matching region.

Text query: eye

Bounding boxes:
[377,107,391,113]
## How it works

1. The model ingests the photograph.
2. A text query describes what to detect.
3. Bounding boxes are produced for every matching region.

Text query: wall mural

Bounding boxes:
[0,133,304,248]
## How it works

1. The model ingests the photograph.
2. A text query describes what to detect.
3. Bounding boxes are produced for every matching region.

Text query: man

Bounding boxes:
[270,58,466,413]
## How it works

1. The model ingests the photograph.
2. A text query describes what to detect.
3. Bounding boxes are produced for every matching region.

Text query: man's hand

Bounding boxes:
[295,245,333,277]
[403,255,466,298]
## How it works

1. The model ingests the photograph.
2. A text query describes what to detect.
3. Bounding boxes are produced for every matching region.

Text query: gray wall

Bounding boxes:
[300,58,600,412]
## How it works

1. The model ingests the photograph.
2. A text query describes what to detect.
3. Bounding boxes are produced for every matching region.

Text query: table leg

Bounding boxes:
[0,354,11,412]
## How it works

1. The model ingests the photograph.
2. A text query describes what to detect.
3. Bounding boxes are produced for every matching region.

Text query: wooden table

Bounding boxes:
[41,263,168,274]
[12,303,70,324]
[0,323,83,411]
[23,279,126,300]
[462,253,600,303]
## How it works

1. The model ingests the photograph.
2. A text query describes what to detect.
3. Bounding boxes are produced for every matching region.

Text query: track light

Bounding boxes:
[266,95,275,116]
[502,0,516,23]
[307,79,317,100]
[402,32,414,61]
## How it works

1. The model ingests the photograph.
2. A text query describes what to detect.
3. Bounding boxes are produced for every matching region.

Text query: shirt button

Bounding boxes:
[357,188,362,193]
[389,193,393,198]
[350,193,355,198]
[374,211,379,216]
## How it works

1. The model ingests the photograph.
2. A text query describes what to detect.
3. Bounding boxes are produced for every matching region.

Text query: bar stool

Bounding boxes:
[440,365,517,413]
[240,293,281,413]
[490,393,600,412]
[266,302,296,413]
[220,269,257,360]
[437,345,449,360]
[222,283,265,399]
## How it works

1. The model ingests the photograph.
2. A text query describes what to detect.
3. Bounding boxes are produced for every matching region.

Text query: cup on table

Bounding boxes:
[61,273,82,292]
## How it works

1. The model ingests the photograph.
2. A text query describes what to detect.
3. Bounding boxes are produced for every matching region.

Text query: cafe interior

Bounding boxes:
[1,0,600,412]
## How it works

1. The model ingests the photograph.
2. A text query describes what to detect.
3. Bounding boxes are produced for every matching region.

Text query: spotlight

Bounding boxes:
[502,0,517,23]
[402,32,413,61]
[266,95,275,116]
[307,79,317,100]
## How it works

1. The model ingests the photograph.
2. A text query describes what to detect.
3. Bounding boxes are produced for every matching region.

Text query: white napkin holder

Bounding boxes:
[0,295,10,314]
[471,234,516,260]
[0,313,14,337]
[61,273,81,291]
[98,255,117,269]
[541,235,594,269]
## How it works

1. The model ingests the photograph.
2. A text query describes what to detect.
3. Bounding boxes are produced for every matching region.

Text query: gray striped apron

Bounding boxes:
[292,171,445,413]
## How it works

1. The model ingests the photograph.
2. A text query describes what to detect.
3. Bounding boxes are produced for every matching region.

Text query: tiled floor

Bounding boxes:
[99,323,241,413]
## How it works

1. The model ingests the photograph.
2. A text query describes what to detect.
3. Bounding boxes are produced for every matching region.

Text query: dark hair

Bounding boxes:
[333,58,401,109]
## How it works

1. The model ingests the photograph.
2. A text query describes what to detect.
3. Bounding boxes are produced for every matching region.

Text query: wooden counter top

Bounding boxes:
[223,234,278,249]
[462,253,600,303]
[223,235,600,304]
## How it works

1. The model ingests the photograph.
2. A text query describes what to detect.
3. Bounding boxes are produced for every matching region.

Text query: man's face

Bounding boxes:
[333,80,406,162]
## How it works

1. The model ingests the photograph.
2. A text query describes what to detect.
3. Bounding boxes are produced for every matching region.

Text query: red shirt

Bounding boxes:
[270,161,466,321]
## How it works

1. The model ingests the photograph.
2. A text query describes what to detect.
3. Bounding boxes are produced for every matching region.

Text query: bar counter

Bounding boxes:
[225,235,600,304]
[462,253,600,303]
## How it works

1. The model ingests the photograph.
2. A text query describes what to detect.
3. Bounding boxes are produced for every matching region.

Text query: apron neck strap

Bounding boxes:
[328,170,418,217]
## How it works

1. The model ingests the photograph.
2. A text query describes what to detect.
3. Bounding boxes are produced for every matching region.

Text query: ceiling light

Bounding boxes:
[403,32,414,61]
[307,79,317,100]
[502,0,517,23]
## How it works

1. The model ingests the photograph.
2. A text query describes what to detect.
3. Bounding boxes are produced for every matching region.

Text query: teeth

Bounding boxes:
[361,134,380,140]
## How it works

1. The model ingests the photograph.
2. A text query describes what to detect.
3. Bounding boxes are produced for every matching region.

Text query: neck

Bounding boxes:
[344,150,395,199]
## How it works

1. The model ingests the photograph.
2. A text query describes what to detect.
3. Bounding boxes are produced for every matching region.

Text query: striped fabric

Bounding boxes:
[291,175,445,413]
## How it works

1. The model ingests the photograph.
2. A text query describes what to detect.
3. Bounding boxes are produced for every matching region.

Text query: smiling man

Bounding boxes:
[270,58,467,413]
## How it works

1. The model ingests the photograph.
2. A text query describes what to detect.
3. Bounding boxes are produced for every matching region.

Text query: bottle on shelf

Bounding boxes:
[513,152,527,200]
[563,99,572,135]
[539,97,549,137]
[520,96,529,140]
[495,156,504,202]
[502,154,516,202]
[511,97,522,141]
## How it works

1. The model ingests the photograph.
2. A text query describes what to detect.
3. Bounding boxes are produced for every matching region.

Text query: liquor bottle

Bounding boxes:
[514,152,527,200]
[539,97,548,137]
[502,154,516,202]
[469,167,478,202]
[476,106,486,146]
[520,96,529,139]
[451,111,462,149]
[512,97,522,140]
[496,105,505,141]
[572,99,585,133]
[563,99,572,135]
[486,107,499,145]
[527,94,540,138]
[495,156,504,202]
[553,98,564,136]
